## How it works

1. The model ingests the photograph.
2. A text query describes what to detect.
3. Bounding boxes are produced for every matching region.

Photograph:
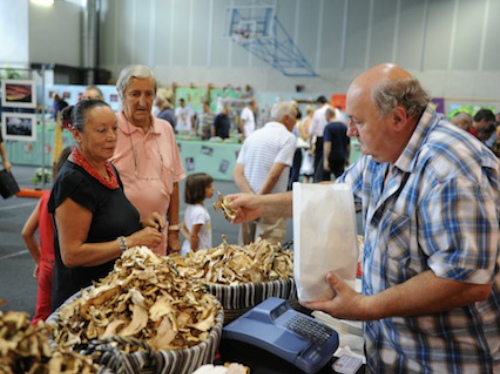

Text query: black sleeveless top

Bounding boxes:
[48,161,142,311]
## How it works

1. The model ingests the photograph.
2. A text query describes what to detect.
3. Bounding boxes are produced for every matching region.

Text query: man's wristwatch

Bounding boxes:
[168,224,180,231]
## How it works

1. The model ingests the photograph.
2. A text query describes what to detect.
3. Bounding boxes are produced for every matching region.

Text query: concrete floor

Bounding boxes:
[0,165,293,317]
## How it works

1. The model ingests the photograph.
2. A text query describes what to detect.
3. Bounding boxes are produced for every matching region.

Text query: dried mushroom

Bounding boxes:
[51,246,220,354]
[213,191,237,222]
[172,237,293,285]
[193,363,250,374]
[0,310,98,374]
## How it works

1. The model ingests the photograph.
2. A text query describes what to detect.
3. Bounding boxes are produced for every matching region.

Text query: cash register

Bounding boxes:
[220,298,355,374]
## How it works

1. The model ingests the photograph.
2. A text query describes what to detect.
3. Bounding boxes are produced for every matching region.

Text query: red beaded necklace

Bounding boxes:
[71,148,119,189]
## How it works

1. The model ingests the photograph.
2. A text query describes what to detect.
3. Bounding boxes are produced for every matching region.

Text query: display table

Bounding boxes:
[6,127,362,182]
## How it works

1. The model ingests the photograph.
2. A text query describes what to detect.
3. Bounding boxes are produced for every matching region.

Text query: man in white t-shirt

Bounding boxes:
[308,95,331,182]
[175,98,195,132]
[239,99,257,139]
[233,101,297,244]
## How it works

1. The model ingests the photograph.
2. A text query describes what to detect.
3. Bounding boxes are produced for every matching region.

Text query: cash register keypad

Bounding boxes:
[285,314,333,345]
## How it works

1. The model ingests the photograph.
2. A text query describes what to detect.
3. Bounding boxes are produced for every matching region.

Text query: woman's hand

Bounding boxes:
[127,227,163,249]
[141,212,166,232]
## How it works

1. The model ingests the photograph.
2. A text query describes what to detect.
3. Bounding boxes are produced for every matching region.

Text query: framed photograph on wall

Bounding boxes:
[1,80,37,109]
[1,113,37,142]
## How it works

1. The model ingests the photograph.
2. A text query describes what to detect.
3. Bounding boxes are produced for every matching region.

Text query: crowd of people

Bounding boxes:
[144,88,257,142]
[3,62,499,372]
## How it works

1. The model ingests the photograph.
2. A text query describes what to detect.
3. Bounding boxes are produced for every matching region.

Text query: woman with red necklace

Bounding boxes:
[49,100,164,311]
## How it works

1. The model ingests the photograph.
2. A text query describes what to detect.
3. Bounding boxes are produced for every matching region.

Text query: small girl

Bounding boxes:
[180,173,214,258]
[22,146,72,325]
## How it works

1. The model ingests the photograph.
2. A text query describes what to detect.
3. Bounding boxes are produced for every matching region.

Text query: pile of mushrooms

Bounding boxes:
[52,247,220,353]
[171,237,293,285]
[0,308,98,374]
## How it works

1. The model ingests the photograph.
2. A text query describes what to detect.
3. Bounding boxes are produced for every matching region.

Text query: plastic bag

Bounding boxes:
[293,183,358,302]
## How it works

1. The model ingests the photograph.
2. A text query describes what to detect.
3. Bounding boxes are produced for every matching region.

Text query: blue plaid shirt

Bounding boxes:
[338,106,500,373]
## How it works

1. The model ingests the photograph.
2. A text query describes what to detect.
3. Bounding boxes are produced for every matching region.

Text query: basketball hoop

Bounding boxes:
[223,5,318,77]
[224,6,274,42]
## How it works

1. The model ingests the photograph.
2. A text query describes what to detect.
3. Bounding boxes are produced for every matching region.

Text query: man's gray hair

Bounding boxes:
[372,77,430,119]
[270,102,295,122]
[453,111,473,123]
[116,65,157,99]
[325,107,336,119]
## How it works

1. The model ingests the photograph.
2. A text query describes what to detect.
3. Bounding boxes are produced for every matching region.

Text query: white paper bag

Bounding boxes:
[293,182,359,302]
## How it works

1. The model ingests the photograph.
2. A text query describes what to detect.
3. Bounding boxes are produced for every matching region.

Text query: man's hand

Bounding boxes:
[225,193,263,224]
[167,230,181,254]
[323,161,330,172]
[302,272,371,321]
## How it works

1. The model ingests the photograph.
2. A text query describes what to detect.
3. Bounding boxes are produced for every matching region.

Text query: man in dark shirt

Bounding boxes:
[323,107,350,180]
[52,93,68,121]
[212,103,231,139]
[155,89,176,131]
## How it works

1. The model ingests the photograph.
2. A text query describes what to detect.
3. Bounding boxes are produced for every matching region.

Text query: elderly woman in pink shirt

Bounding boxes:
[110,65,185,255]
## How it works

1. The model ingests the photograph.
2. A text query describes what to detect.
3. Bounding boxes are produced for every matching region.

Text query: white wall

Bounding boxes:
[0,0,29,66]
[28,0,81,67]
[98,0,500,103]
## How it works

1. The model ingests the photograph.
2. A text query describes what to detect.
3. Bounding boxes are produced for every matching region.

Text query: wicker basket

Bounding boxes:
[47,289,224,374]
[206,277,298,324]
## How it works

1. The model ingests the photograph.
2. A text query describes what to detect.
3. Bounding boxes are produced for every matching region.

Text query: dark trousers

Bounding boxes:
[288,148,303,190]
[324,159,347,181]
[313,137,324,182]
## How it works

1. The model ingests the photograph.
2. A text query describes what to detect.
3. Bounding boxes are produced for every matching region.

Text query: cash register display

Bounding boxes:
[222,297,339,374]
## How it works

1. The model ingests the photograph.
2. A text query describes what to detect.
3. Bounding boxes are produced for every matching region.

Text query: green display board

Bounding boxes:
[6,126,75,167]
[177,140,241,181]
[174,88,207,113]
[447,104,497,119]
[177,138,362,182]
[209,88,244,113]
[349,138,362,167]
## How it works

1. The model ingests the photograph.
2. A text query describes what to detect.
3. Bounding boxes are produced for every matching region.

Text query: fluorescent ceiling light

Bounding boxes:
[31,0,55,6]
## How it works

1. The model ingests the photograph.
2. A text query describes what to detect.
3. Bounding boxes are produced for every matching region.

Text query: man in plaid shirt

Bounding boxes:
[228,64,500,373]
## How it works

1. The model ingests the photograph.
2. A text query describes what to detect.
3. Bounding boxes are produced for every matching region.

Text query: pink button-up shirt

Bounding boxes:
[111,112,185,255]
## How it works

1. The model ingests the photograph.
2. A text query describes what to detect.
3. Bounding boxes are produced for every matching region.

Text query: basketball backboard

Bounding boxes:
[224,6,275,43]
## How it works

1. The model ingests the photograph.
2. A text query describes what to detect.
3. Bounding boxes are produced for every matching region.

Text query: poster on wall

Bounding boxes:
[210,88,244,113]
[430,98,445,114]
[185,156,195,171]
[330,94,346,111]
[1,80,37,109]
[175,88,207,114]
[1,113,37,142]
[45,85,121,113]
